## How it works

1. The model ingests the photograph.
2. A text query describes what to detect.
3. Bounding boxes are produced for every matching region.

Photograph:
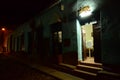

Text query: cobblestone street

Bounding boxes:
[0,54,59,80]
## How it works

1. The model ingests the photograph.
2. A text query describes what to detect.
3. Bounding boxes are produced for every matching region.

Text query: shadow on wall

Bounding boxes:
[63,51,78,66]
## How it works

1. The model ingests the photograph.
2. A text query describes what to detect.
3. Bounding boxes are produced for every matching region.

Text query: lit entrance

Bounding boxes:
[76,4,102,76]
[82,22,101,64]
[81,23,94,63]
[76,19,102,75]
[77,9,101,64]
[81,21,101,63]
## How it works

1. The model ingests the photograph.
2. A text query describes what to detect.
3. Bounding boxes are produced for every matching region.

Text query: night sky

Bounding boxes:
[0,0,57,29]
[0,0,119,29]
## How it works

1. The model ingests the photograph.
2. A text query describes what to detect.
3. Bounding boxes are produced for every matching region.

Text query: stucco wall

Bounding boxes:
[39,4,62,38]
[7,0,79,65]
[101,8,120,64]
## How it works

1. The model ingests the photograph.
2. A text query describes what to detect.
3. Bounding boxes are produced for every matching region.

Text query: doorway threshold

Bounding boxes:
[83,57,95,63]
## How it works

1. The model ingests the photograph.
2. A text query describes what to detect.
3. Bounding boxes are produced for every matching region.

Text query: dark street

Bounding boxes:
[0,54,59,80]
[0,0,120,80]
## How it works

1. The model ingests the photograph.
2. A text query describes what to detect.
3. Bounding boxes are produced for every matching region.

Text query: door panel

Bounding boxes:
[93,24,101,63]
[51,22,62,64]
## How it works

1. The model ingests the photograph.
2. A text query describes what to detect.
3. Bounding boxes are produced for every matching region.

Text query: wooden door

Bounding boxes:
[51,22,62,64]
[93,23,101,63]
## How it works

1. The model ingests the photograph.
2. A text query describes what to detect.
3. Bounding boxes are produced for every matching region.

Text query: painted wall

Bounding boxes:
[38,4,62,38]
[101,7,120,64]
[6,1,64,63]
[7,22,31,53]
[7,0,79,65]
[76,20,82,61]
[61,0,79,65]
[61,0,77,53]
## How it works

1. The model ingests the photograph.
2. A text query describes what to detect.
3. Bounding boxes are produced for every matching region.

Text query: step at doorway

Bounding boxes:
[83,57,94,63]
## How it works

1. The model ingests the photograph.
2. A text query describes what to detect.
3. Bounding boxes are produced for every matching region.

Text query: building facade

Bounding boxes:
[6,0,120,79]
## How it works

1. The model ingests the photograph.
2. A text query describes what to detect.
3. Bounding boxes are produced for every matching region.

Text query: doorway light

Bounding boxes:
[79,6,92,18]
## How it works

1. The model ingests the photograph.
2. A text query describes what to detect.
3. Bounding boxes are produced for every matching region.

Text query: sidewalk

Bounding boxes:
[9,54,85,80]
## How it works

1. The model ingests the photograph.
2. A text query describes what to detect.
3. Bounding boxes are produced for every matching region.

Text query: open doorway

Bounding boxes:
[77,10,101,64]
[81,21,101,63]
[82,22,94,63]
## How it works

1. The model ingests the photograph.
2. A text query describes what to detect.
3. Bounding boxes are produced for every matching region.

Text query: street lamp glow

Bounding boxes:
[2,28,6,31]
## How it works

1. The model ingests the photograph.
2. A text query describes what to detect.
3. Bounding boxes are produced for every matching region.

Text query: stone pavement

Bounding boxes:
[0,54,59,80]
[7,54,85,80]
